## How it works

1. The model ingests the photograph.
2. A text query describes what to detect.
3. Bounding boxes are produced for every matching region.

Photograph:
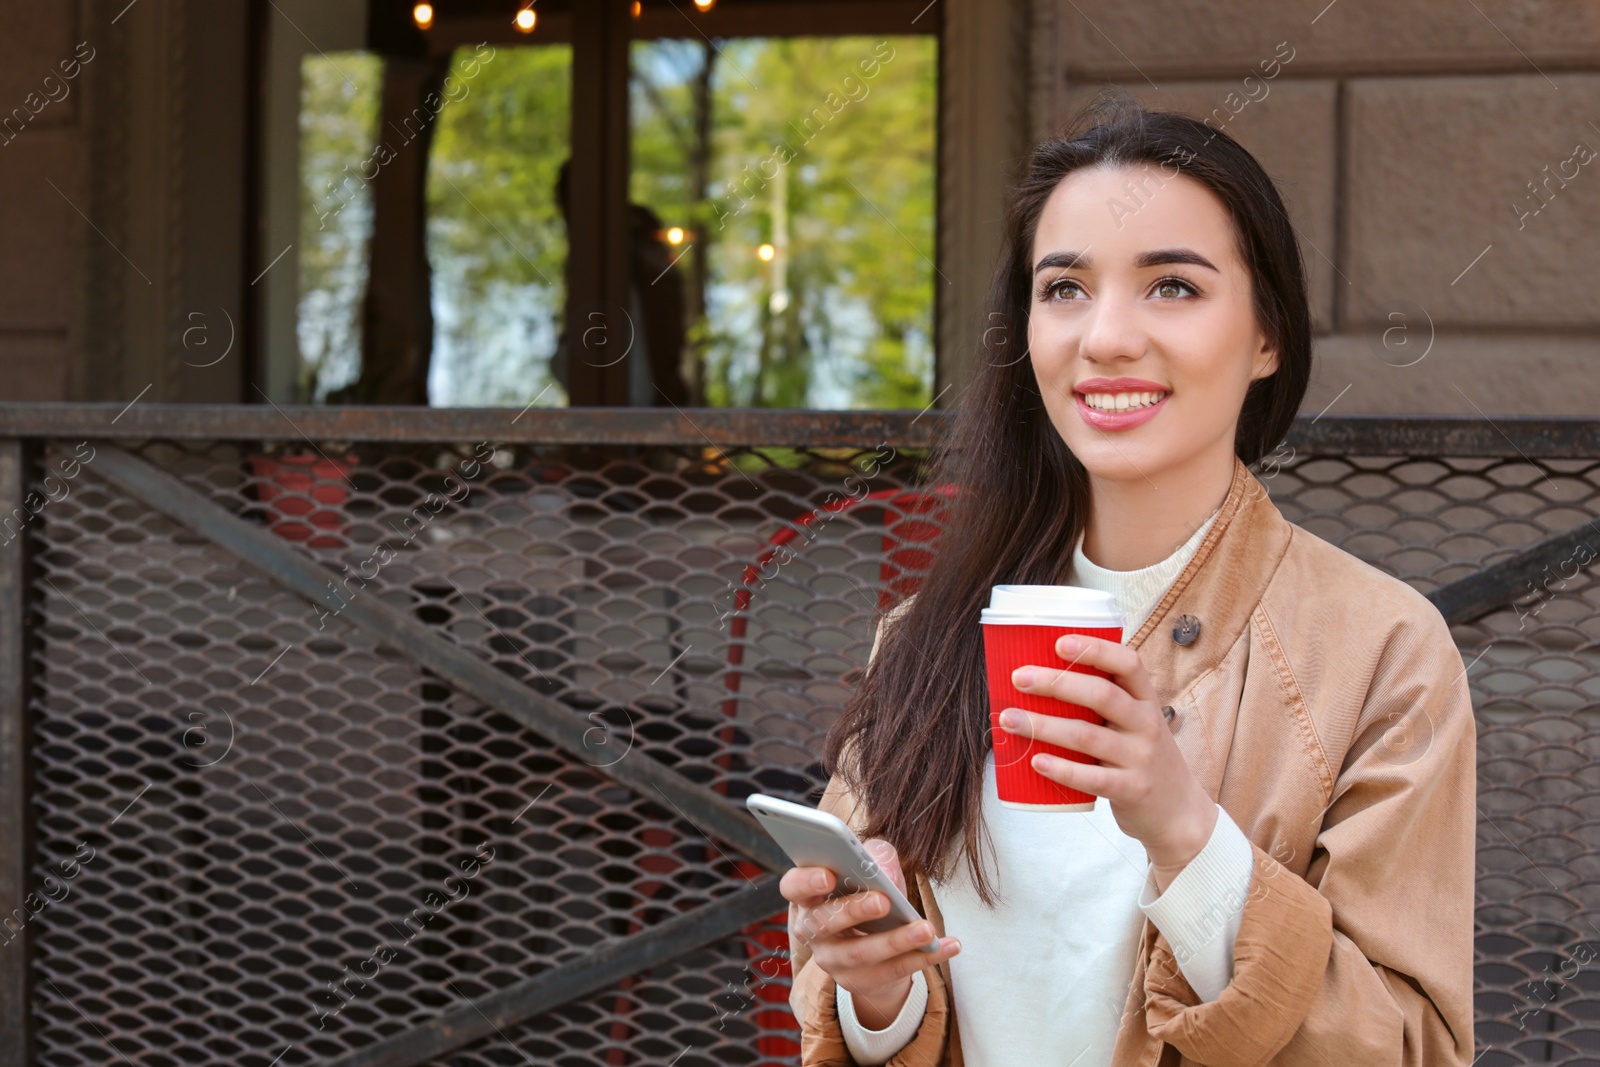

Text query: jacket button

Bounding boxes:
[1161,705,1177,726]
[1172,614,1201,646]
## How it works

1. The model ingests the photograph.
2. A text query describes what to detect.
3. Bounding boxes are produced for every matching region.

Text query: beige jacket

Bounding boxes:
[788,453,1477,1066]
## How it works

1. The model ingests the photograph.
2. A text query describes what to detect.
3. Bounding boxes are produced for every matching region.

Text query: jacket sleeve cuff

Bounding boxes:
[1142,837,1334,1065]
[800,963,951,1067]
[1137,803,1254,1002]
[836,971,928,1065]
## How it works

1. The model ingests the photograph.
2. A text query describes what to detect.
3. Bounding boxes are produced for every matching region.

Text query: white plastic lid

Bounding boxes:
[980,584,1123,627]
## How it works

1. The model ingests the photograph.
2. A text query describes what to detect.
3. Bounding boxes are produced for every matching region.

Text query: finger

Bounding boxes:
[779,865,838,907]
[1055,633,1158,704]
[823,917,955,978]
[798,887,892,943]
[853,937,963,997]
[1030,751,1129,800]
[1011,663,1139,729]
[849,936,963,1001]
[1000,707,1133,766]
[837,936,962,1011]
[861,838,907,896]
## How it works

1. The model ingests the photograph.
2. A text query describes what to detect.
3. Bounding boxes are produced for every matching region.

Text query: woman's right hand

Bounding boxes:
[781,837,962,1029]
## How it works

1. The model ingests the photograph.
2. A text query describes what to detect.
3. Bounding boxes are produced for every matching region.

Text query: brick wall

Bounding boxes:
[1033,0,1600,417]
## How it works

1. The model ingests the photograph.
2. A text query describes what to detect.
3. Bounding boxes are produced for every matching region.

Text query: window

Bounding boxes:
[264,0,937,409]
[631,35,936,409]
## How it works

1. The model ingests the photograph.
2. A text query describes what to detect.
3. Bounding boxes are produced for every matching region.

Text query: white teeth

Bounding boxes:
[1081,390,1166,413]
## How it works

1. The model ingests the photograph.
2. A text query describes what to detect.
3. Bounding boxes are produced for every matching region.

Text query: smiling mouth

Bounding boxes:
[1076,390,1170,413]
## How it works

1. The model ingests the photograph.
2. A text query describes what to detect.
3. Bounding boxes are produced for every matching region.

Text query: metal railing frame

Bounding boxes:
[2,404,1598,1066]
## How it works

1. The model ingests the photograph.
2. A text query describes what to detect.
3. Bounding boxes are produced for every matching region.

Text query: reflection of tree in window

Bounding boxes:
[298,35,932,410]
[296,46,571,408]
[298,54,383,404]
[632,35,936,409]
[426,45,571,408]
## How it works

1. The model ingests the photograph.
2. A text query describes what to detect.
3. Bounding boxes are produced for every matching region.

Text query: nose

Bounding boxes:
[1078,287,1146,365]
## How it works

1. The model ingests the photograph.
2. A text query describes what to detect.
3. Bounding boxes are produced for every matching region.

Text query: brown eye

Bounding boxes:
[1153,278,1197,299]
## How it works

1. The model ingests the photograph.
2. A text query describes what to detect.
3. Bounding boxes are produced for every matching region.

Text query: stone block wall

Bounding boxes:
[1033,0,1600,416]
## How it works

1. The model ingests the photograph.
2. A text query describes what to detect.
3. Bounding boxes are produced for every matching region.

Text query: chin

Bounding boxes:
[1074,445,1170,484]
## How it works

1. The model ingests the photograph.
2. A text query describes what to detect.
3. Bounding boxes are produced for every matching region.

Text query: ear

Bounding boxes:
[1250,335,1279,382]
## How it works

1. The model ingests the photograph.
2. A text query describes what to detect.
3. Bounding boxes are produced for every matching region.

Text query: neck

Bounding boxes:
[1080,447,1235,571]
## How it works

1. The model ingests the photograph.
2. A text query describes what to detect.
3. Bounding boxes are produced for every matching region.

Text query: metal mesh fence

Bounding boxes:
[13,426,1600,1066]
[1256,451,1600,1066]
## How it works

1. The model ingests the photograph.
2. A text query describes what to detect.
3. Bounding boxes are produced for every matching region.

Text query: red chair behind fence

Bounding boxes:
[723,484,958,1062]
[604,484,956,1064]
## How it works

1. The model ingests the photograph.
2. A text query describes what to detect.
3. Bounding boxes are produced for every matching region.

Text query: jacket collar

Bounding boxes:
[1125,453,1292,797]
[1130,454,1287,662]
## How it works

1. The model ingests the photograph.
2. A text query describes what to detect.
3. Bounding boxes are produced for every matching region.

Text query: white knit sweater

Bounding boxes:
[836,506,1255,1065]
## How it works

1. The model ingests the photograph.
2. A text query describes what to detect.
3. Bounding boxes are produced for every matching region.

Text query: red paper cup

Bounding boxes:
[981,585,1123,811]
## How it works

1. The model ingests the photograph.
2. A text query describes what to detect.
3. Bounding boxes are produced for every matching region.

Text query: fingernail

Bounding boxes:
[812,871,829,892]
[999,709,1019,729]
[914,922,932,939]
[1013,667,1034,687]
[951,938,962,953]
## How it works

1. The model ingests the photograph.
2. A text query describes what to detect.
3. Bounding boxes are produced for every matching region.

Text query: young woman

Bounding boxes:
[782,96,1477,1066]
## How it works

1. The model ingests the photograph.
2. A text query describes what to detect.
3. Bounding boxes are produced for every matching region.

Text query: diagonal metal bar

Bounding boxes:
[321,875,786,1067]
[1428,517,1600,625]
[84,445,789,873]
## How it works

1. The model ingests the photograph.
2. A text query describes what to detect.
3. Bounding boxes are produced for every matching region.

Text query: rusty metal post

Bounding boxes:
[0,439,35,1065]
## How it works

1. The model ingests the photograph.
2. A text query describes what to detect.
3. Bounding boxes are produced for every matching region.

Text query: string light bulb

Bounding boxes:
[757,243,775,262]
[514,6,536,32]
[693,0,715,11]
[631,0,642,16]
[412,2,434,29]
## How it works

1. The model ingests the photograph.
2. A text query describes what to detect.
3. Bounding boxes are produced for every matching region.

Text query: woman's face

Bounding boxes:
[1025,165,1278,487]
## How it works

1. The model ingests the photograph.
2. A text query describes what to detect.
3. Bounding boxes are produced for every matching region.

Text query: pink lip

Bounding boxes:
[1076,377,1168,393]
[1074,390,1169,431]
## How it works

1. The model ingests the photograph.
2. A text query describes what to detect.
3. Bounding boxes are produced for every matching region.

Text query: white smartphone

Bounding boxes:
[747,792,939,953]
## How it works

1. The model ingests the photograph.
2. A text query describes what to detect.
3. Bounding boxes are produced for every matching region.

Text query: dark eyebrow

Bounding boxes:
[1137,248,1219,271]
[1033,248,1220,274]
[1034,250,1088,273]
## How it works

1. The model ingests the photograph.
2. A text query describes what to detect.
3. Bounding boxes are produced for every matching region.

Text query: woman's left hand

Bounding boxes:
[998,632,1217,891]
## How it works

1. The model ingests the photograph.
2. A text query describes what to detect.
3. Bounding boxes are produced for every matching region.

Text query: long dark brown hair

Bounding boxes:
[822,91,1313,907]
